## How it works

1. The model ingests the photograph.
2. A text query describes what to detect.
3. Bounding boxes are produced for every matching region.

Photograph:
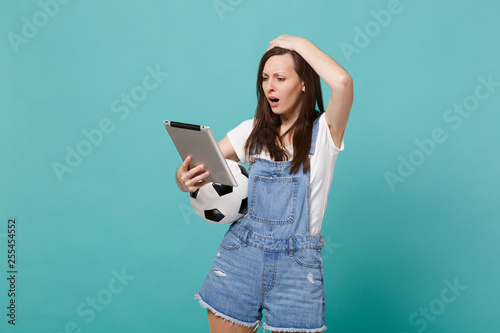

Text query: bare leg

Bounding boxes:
[207,309,258,333]
[207,309,313,333]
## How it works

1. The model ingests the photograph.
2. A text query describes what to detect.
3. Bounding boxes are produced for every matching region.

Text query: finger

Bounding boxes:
[189,180,209,192]
[186,170,210,185]
[181,155,192,171]
[184,164,206,180]
[186,171,210,188]
[180,165,204,185]
[268,36,286,50]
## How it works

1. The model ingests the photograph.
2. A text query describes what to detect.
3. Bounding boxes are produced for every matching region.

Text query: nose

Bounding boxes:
[266,78,276,93]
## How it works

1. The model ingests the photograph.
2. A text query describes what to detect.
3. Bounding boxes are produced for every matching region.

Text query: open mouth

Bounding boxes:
[268,97,280,107]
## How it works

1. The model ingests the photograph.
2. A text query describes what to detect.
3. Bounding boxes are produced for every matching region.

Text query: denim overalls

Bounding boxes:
[195,116,327,332]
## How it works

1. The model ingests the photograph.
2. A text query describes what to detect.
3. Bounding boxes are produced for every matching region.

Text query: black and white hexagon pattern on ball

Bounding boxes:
[212,183,233,196]
[188,159,249,224]
[204,208,225,222]
[238,197,248,215]
[238,164,249,178]
[189,189,199,199]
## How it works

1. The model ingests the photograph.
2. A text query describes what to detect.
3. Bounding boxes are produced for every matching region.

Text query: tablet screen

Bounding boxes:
[164,120,238,187]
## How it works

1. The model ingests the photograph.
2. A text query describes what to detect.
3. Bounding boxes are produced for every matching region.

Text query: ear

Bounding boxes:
[302,82,305,92]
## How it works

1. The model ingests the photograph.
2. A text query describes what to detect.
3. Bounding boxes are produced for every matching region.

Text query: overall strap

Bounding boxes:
[308,112,322,156]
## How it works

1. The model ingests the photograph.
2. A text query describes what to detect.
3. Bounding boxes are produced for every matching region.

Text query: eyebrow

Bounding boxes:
[262,72,285,76]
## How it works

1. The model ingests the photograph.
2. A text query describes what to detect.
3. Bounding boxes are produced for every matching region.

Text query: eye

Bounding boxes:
[262,77,268,81]
[277,77,285,81]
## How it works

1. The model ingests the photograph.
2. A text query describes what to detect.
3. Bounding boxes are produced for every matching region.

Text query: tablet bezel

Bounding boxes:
[164,120,238,187]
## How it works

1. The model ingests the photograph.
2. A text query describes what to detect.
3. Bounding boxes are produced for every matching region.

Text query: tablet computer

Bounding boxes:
[164,120,238,187]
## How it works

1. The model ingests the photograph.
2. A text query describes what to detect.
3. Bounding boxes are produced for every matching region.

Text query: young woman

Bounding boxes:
[176,34,353,333]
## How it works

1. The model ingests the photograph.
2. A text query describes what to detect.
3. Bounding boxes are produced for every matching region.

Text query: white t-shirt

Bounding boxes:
[227,113,344,235]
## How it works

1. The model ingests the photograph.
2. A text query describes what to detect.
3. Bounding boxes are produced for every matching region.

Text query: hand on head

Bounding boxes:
[267,34,305,52]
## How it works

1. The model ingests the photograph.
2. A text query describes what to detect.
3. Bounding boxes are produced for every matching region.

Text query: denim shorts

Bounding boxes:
[195,227,327,332]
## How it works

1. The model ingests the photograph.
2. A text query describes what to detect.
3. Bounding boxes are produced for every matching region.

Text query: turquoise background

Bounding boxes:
[1,0,499,332]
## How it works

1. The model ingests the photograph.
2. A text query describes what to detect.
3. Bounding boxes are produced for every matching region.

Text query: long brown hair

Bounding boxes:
[244,47,324,174]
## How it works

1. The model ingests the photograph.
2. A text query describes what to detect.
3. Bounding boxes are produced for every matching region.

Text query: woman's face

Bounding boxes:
[261,54,304,119]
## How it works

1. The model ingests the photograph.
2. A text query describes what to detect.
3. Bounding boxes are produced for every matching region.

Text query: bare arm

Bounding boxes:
[218,136,239,162]
[268,35,353,149]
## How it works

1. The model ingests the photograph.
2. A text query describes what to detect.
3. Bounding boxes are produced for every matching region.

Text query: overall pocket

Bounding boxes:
[293,248,323,268]
[249,175,298,224]
[219,231,242,251]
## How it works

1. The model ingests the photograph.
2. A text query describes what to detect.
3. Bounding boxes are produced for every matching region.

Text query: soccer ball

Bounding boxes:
[189,159,249,224]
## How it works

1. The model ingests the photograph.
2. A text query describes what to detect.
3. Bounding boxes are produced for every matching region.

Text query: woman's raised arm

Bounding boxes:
[268,35,353,149]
